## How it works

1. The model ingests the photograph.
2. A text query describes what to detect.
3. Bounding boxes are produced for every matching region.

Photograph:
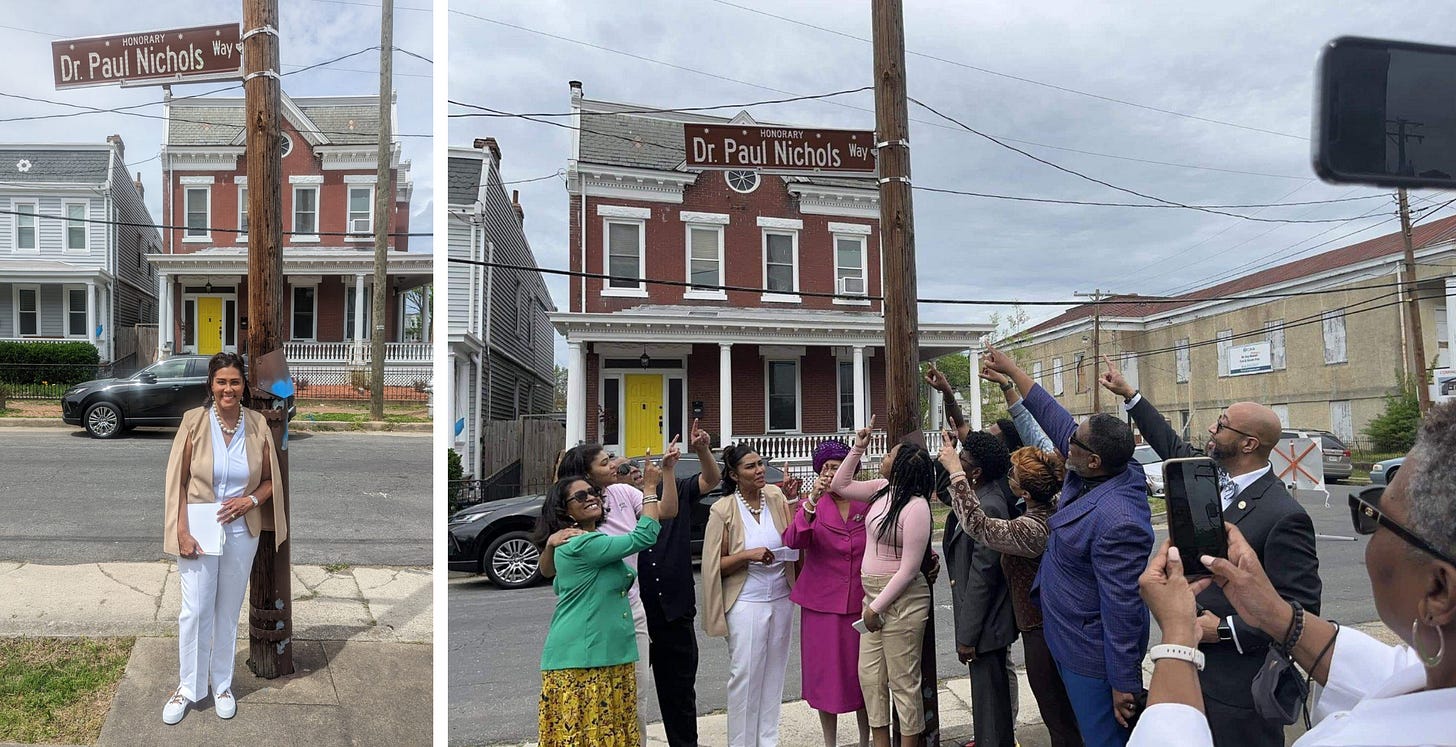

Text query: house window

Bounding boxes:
[15,287,39,335]
[766,360,800,432]
[1121,351,1140,390]
[605,220,643,290]
[1322,308,1347,364]
[517,288,531,339]
[763,231,798,298]
[1265,319,1286,370]
[237,186,249,239]
[64,202,87,251]
[345,287,372,341]
[184,188,209,238]
[293,186,318,238]
[1217,329,1233,377]
[685,225,723,296]
[14,202,36,250]
[834,235,867,296]
[1032,360,1043,388]
[291,286,316,340]
[66,288,87,337]
[1175,338,1191,383]
[348,186,373,237]
[1051,357,1064,396]
[1271,404,1290,427]
[1436,301,1449,368]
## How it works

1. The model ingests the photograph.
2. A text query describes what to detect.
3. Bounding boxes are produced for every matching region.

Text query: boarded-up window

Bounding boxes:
[1323,309,1347,364]
[1175,339,1191,383]
[1265,320,1287,370]
[1330,400,1354,443]
[1052,357,1064,396]
[1032,361,1043,388]
[1436,301,1449,369]
[1121,351,1140,390]
[1271,404,1290,428]
[1217,329,1233,377]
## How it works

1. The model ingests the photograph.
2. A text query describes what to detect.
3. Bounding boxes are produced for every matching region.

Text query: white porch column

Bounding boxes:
[566,340,587,447]
[719,342,734,444]
[928,386,943,431]
[852,345,867,428]
[353,274,367,360]
[969,377,983,432]
[157,273,171,359]
[1446,276,1456,369]
[420,287,431,342]
[86,281,98,353]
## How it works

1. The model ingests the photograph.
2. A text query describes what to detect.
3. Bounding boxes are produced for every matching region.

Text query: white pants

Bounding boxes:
[725,596,793,747]
[177,530,259,701]
[631,594,649,739]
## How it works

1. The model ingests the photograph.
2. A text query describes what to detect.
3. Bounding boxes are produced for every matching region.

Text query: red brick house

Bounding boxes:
[552,82,988,460]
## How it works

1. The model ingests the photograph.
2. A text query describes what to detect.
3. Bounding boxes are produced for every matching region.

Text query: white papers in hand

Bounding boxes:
[769,546,800,564]
[186,504,226,556]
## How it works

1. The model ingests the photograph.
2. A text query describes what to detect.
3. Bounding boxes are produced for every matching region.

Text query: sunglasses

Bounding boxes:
[1349,486,1456,566]
[1068,433,1098,457]
[567,488,601,504]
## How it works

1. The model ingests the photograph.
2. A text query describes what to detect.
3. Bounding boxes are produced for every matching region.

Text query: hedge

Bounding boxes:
[0,342,103,386]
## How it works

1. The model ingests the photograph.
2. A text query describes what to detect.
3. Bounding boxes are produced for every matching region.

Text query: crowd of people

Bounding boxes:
[528,345,1456,747]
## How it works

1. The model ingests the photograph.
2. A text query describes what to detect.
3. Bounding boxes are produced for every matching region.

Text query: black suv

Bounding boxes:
[61,355,211,438]
[448,455,785,589]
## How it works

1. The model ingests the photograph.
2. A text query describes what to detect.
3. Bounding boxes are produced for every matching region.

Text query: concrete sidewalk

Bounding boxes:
[0,562,432,747]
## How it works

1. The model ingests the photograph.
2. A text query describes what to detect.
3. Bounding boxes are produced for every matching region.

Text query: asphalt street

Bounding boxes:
[0,427,431,566]
[448,486,1375,746]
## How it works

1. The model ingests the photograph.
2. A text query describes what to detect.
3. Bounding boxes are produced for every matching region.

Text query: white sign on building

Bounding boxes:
[1434,368,1456,403]
[1229,340,1273,376]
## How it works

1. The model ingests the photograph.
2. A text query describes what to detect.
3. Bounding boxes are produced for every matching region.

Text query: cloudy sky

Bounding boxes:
[450,0,1456,366]
[0,0,433,250]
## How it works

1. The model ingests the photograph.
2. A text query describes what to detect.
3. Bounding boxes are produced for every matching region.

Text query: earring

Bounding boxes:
[1412,618,1446,668]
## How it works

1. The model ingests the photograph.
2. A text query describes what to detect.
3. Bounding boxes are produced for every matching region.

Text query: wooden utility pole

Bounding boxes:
[1397,189,1433,413]
[370,0,393,420]
[242,0,293,678]
[872,1,938,743]
[1075,289,1111,411]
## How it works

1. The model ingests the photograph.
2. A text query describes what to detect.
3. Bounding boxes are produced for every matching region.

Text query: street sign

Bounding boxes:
[1228,341,1273,376]
[52,23,243,90]
[683,124,877,175]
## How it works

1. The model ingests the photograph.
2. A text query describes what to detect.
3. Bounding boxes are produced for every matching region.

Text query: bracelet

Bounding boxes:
[642,497,661,505]
[1278,601,1305,654]
[947,471,967,482]
[1149,643,1206,671]
[1125,389,1140,404]
[1309,620,1340,673]
[802,500,817,515]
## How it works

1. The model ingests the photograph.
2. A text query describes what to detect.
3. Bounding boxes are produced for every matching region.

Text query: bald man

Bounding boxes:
[1099,359,1319,747]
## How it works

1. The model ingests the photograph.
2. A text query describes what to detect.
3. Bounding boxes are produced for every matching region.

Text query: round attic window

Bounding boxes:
[280,134,294,157]
[725,170,759,194]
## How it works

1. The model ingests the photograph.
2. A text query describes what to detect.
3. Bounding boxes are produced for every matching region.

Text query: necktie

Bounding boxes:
[1218,469,1238,509]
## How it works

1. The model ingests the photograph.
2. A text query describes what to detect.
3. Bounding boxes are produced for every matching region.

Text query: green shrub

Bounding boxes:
[0,342,102,386]
[1363,377,1421,453]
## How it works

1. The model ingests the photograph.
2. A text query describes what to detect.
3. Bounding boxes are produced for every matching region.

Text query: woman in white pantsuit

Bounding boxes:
[161,352,287,725]
[702,445,798,747]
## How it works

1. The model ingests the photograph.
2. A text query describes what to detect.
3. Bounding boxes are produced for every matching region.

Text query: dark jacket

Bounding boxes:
[942,479,1018,654]
[1128,395,1322,708]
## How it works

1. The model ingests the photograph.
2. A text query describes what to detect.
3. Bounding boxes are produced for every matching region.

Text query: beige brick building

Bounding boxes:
[1007,215,1456,449]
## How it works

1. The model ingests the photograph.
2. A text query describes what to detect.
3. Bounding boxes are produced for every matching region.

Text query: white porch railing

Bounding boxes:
[284,341,432,365]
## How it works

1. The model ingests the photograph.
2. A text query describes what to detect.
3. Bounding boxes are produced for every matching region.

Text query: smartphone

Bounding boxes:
[1163,456,1226,578]
[852,618,870,635]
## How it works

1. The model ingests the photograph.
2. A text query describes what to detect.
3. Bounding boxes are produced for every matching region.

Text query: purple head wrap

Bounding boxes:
[812,439,852,475]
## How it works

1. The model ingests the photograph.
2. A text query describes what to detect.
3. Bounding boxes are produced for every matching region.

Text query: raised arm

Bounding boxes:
[984,346,1075,456]
[926,364,970,440]
[689,419,722,495]
[831,418,891,500]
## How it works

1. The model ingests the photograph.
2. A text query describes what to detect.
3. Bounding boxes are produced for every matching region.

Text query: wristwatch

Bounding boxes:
[1217,620,1233,643]
[247,494,259,507]
[999,380,1015,392]
[1150,643,1206,671]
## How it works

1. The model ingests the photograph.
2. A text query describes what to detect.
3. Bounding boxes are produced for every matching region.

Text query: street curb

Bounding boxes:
[0,417,431,433]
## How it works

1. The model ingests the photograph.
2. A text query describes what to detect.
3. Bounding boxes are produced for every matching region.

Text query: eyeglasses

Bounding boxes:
[567,488,601,504]
[1214,416,1259,444]
[1068,433,1098,457]
[1349,486,1456,566]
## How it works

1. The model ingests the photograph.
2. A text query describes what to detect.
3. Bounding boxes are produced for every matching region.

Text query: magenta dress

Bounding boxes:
[783,494,870,714]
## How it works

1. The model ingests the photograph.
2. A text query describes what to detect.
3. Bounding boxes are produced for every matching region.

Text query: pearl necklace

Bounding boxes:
[213,405,240,436]
[737,490,763,519]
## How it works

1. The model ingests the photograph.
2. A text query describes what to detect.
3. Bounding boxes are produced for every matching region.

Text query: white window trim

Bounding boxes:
[13,201,38,252]
[344,281,373,342]
[597,204,651,219]
[63,284,88,338]
[345,184,375,243]
[1217,329,1233,378]
[679,211,729,225]
[292,185,321,243]
[1032,361,1043,388]
[764,358,803,433]
[1052,357,1064,396]
[183,187,211,243]
[288,174,325,185]
[236,185,248,244]
[757,216,803,230]
[290,283,319,341]
[827,221,872,235]
[62,200,90,253]
[1176,339,1191,383]
[13,284,41,336]
[601,217,648,297]
[343,174,378,185]
[832,232,870,306]
[683,222,726,300]
[1265,319,1287,371]
[761,228,801,303]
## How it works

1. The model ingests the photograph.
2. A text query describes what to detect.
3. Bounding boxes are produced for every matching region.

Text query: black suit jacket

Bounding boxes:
[941,478,1018,655]
[1129,396,1321,708]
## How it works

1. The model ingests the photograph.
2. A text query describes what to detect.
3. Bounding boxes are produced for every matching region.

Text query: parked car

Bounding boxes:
[1133,444,1165,497]
[447,454,786,589]
[1280,429,1353,483]
[1369,455,1406,487]
[61,355,211,438]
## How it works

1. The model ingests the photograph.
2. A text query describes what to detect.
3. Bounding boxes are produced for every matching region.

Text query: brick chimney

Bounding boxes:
[106,134,125,161]
[512,190,524,224]
[569,80,583,101]
[134,172,144,201]
[480,137,502,163]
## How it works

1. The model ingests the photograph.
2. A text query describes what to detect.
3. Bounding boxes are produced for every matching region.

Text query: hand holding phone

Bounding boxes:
[1163,457,1227,578]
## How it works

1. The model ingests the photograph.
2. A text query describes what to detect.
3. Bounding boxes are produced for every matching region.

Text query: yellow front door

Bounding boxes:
[197,297,223,355]
[624,374,663,456]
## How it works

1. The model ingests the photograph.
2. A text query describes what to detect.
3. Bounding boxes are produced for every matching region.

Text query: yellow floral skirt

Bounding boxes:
[538,663,638,746]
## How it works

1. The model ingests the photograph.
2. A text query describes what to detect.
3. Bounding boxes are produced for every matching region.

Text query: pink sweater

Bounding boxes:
[830,445,931,613]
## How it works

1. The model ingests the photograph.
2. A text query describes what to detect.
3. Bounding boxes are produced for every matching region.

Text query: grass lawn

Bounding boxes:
[0,637,133,745]
[1149,497,1166,517]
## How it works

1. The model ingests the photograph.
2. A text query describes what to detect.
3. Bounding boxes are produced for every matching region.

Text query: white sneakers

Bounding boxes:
[215,689,237,719]
[162,687,190,725]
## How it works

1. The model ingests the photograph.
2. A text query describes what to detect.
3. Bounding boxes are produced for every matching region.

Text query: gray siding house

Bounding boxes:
[0,137,160,365]
[448,139,556,476]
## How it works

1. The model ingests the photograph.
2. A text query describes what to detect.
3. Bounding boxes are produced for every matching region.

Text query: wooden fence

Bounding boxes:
[482,418,566,496]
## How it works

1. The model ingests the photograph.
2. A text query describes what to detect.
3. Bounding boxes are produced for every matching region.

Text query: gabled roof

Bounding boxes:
[1019,213,1456,338]
[166,93,383,147]
[0,146,110,184]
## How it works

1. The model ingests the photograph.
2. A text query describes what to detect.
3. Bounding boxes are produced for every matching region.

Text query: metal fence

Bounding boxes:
[290,365,432,402]
[0,363,114,400]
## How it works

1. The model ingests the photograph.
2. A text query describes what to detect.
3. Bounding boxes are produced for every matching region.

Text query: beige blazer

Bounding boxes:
[163,406,288,556]
[701,484,797,638]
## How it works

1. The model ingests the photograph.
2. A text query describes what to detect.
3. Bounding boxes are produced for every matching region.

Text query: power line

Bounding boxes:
[501,171,565,186]
[915,186,1387,212]
[449,87,875,119]
[0,206,432,239]
[704,0,1304,141]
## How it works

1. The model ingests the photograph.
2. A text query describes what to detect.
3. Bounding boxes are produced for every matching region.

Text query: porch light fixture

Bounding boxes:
[640,347,651,368]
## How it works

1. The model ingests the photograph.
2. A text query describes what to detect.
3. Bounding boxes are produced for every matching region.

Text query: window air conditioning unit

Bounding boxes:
[350,218,372,234]
[837,276,867,296]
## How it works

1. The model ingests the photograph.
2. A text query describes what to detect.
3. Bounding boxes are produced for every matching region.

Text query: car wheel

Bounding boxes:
[483,531,542,589]
[83,402,124,439]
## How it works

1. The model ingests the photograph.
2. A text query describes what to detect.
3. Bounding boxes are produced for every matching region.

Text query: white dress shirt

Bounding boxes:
[208,408,250,536]
[1130,626,1456,746]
